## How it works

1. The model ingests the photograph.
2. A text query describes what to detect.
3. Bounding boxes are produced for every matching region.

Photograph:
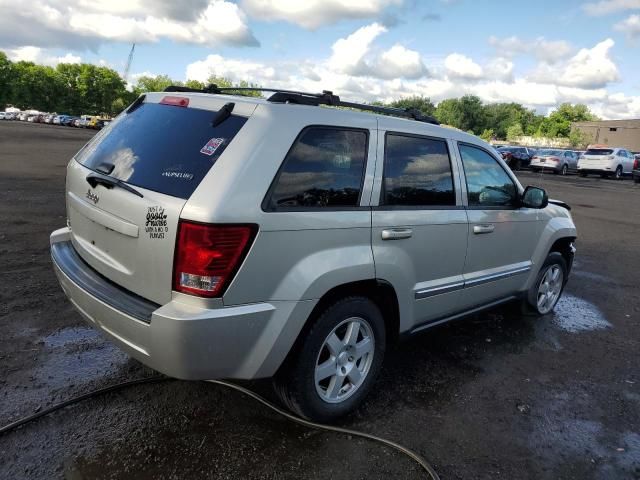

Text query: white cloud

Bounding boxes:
[6,46,81,66]
[582,0,640,16]
[240,0,402,29]
[444,53,483,79]
[183,24,639,121]
[614,14,640,38]
[329,23,387,75]
[376,44,428,79]
[0,0,258,50]
[186,54,282,83]
[323,23,428,79]
[485,57,514,82]
[489,36,574,64]
[555,38,619,88]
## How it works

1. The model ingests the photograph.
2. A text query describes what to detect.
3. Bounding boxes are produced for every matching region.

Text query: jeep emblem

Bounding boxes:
[86,189,99,204]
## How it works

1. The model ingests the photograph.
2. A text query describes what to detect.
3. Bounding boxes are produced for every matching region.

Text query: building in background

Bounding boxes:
[572,119,640,152]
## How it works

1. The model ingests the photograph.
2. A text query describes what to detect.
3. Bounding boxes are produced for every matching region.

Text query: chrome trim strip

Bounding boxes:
[413,264,532,300]
[415,281,465,299]
[464,265,531,288]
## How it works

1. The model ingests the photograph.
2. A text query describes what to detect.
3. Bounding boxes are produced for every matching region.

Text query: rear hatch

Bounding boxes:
[580,148,613,169]
[66,93,255,304]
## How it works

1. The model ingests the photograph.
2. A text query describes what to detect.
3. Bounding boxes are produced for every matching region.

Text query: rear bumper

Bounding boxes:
[577,166,613,174]
[50,227,315,380]
[530,163,560,171]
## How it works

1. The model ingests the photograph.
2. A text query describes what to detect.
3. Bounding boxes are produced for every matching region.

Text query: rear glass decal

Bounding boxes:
[145,206,168,239]
[200,138,225,156]
[162,170,194,181]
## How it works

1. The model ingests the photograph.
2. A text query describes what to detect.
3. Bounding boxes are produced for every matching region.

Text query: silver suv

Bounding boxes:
[51,88,577,421]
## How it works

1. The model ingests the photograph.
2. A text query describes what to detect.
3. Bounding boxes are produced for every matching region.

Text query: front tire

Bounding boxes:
[524,252,568,315]
[561,164,568,175]
[274,296,386,422]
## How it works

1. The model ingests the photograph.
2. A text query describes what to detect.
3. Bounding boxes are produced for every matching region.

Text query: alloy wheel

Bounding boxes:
[314,317,375,403]
[537,265,564,314]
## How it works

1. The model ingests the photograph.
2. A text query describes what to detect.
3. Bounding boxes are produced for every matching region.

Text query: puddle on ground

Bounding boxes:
[44,326,102,348]
[34,326,130,390]
[551,294,612,333]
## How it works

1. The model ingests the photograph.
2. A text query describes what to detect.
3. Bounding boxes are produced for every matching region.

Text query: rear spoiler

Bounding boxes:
[549,199,571,211]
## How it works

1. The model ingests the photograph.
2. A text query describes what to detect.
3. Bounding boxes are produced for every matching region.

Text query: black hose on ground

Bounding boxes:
[1,376,440,480]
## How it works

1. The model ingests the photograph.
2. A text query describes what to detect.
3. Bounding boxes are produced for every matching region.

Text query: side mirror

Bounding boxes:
[521,186,548,209]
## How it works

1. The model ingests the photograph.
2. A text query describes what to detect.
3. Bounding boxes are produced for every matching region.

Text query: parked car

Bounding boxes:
[18,113,29,121]
[578,145,635,179]
[50,89,577,421]
[0,112,5,120]
[497,146,535,170]
[633,155,639,184]
[63,116,78,126]
[530,149,578,175]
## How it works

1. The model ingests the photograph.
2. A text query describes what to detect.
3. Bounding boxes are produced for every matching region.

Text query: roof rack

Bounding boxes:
[163,85,440,125]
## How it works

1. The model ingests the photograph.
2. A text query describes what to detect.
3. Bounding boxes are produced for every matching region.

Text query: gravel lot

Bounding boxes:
[1,121,639,480]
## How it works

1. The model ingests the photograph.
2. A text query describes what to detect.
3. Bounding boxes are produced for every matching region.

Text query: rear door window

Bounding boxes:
[75,102,247,199]
[382,133,455,207]
[264,127,368,210]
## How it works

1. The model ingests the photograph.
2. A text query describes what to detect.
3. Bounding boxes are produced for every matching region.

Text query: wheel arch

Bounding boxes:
[278,279,401,373]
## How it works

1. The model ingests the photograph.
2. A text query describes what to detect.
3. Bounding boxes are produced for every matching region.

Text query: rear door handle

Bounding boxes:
[381,228,413,240]
[473,224,495,234]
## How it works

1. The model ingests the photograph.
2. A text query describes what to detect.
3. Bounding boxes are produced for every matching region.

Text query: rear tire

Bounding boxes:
[523,252,568,316]
[274,296,386,422]
[579,172,587,177]
[615,165,623,180]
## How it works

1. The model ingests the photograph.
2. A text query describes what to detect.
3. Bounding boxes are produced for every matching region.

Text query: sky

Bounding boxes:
[2,0,640,119]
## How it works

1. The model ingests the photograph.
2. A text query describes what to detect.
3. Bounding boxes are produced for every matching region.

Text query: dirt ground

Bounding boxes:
[1,121,639,480]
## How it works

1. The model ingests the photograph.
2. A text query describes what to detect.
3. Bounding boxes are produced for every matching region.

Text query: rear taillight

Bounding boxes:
[634,159,639,169]
[173,221,257,298]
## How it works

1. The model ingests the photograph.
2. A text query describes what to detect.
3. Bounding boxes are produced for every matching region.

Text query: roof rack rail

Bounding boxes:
[163,85,440,125]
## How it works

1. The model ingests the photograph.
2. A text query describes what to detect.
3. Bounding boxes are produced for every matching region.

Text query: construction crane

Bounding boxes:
[123,43,135,83]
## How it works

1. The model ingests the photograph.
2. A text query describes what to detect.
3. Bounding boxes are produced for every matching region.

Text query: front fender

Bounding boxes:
[525,210,577,290]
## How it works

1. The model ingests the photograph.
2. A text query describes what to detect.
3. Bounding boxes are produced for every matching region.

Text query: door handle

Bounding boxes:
[381,228,413,240]
[473,224,495,234]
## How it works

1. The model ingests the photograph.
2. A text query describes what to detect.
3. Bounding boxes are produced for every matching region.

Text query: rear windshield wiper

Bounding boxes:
[86,172,144,198]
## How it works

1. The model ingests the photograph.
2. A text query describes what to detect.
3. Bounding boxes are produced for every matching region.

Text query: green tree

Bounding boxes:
[506,123,524,142]
[185,79,205,90]
[435,95,486,133]
[135,74,176,93]
[568,128,594,148]
[540,103,598,138]
[0,52,12,108]
[480,128,495,141]
[484,102,538,139]
[206,75,262,97]
[387,96,435,117]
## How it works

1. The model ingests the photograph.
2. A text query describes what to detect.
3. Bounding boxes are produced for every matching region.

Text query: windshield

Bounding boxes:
[585,148,614,155]
[74,102,247,199]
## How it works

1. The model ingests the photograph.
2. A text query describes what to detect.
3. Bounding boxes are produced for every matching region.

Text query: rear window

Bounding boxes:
[264,126,368,210]
[537,149,565,156]
[75,102,247,199]
[585,148,613,155]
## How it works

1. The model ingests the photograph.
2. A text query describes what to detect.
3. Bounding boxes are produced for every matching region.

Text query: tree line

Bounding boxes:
[1,51,598,144]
